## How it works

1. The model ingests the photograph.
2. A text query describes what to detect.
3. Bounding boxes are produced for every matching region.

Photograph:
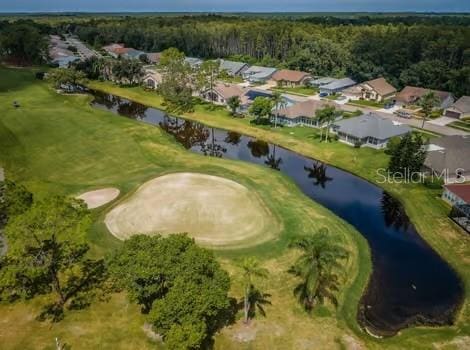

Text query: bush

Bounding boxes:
[423,176,444,189]
[354,140,362,148]
[35,72,46,80]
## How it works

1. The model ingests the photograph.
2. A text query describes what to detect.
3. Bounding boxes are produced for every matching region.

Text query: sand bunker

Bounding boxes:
[77,188,120,209]
[104,173,279,248]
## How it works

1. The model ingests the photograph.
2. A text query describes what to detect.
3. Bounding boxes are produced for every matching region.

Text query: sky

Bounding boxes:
[1,0,469,13]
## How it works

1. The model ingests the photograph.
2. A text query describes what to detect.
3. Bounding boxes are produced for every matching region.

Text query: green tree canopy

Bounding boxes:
[0,22,47,66]
[109,234,232,348]
[249,97,273,122]
[0,196,107,321]
[158,48,194,113]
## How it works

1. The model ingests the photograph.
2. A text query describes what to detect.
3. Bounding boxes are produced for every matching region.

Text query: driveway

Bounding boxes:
[427,116,456,126]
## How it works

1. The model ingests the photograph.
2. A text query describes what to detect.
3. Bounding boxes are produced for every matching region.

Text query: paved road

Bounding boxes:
[65,35,101,59]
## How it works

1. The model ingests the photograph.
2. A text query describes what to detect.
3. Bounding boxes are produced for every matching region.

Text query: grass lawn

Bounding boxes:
[86,80,470,349]
[449,120,470,132]
[271,86,318,96]
[347,99,385,109]
[0,66,372,349]
[0,67,468,349]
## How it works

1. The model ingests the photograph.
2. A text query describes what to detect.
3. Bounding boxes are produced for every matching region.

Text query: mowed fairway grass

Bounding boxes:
[0,67,467,349]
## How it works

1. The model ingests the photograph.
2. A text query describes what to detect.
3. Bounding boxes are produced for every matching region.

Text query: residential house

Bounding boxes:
[242,66,277,83]
[424,135,470,184]
[331,113,411,149]
[310,77,336,88]
[271,69,312,87]
[395,86,454,109]
[102,43,125,54]
[274,100,338,127]
[52,55,80,68]
[442,184,470,206]
[444,96,470,120]
[200,83,245,106]
[358,77,397,102]
[219,60,249,76]
[145,52,162,65]
[143,70,163,90]
[319,78,357,95]
[445,184,470,233]
[185,57,203,68]
[122,48,145,60]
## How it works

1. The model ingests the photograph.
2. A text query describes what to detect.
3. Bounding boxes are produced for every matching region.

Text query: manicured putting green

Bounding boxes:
[104,173,280,248]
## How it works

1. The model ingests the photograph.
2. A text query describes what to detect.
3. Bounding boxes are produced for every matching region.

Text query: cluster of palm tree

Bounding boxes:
[288,228,348,312]
[315,106,338,142]
[271,91,287,128]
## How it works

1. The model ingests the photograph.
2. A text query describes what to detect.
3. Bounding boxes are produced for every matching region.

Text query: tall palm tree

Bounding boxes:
[419,91,440,128]
[240,257,268,323]
[315,105,336,142]
[271,91,286,128]
[288,228,348,311]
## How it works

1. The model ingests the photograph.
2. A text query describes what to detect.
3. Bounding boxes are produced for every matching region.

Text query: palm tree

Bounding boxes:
[419,91,440,128]
[246,286,271,320]
[240,257,268,323]
[315,105,336,142]
[227,95,241,116]
[271,91,286,128]
[288,228,348,311]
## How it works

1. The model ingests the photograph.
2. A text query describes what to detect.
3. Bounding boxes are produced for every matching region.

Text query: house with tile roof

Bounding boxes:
[359,77,397,102]
[444,96,470,120]
[271,69,312,87]
[200,83,246,106]
[274,100,338,127]
[424,135,470,184]
[395,86,454,109]
[331,113,411,148]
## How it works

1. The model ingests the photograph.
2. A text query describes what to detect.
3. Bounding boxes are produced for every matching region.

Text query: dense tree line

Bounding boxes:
[62,15,470,96]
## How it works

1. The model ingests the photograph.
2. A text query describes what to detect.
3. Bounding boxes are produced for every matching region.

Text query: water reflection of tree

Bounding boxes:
[117,101,148,119]
[93,92,120,110]
[304,161,333,188]
[265,145,283,171]
[159,116,210,149]
[381,192,410,231]
[224,131,242,145]
[200,128,227,157]
[247,139,269,158]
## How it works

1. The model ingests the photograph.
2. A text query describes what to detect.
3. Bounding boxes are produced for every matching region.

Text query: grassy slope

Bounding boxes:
[86,81,470,348]
[0,67,371,349]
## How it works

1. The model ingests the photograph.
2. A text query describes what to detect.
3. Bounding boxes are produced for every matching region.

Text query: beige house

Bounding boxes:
[275,100,336,127]
[395,86,454,109]
[444,96,470,119]
[200,83,246,106]
[359,77,397,102]
[143,70,163,90]
[271,70,312,87]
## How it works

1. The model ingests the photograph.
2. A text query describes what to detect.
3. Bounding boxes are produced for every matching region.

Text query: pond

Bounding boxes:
[91,91,463,336]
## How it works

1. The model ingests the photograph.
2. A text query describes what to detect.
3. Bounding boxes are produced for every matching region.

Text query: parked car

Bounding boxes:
[384,101,396,109]
[319,92,328,98]
[394,109,413,119]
